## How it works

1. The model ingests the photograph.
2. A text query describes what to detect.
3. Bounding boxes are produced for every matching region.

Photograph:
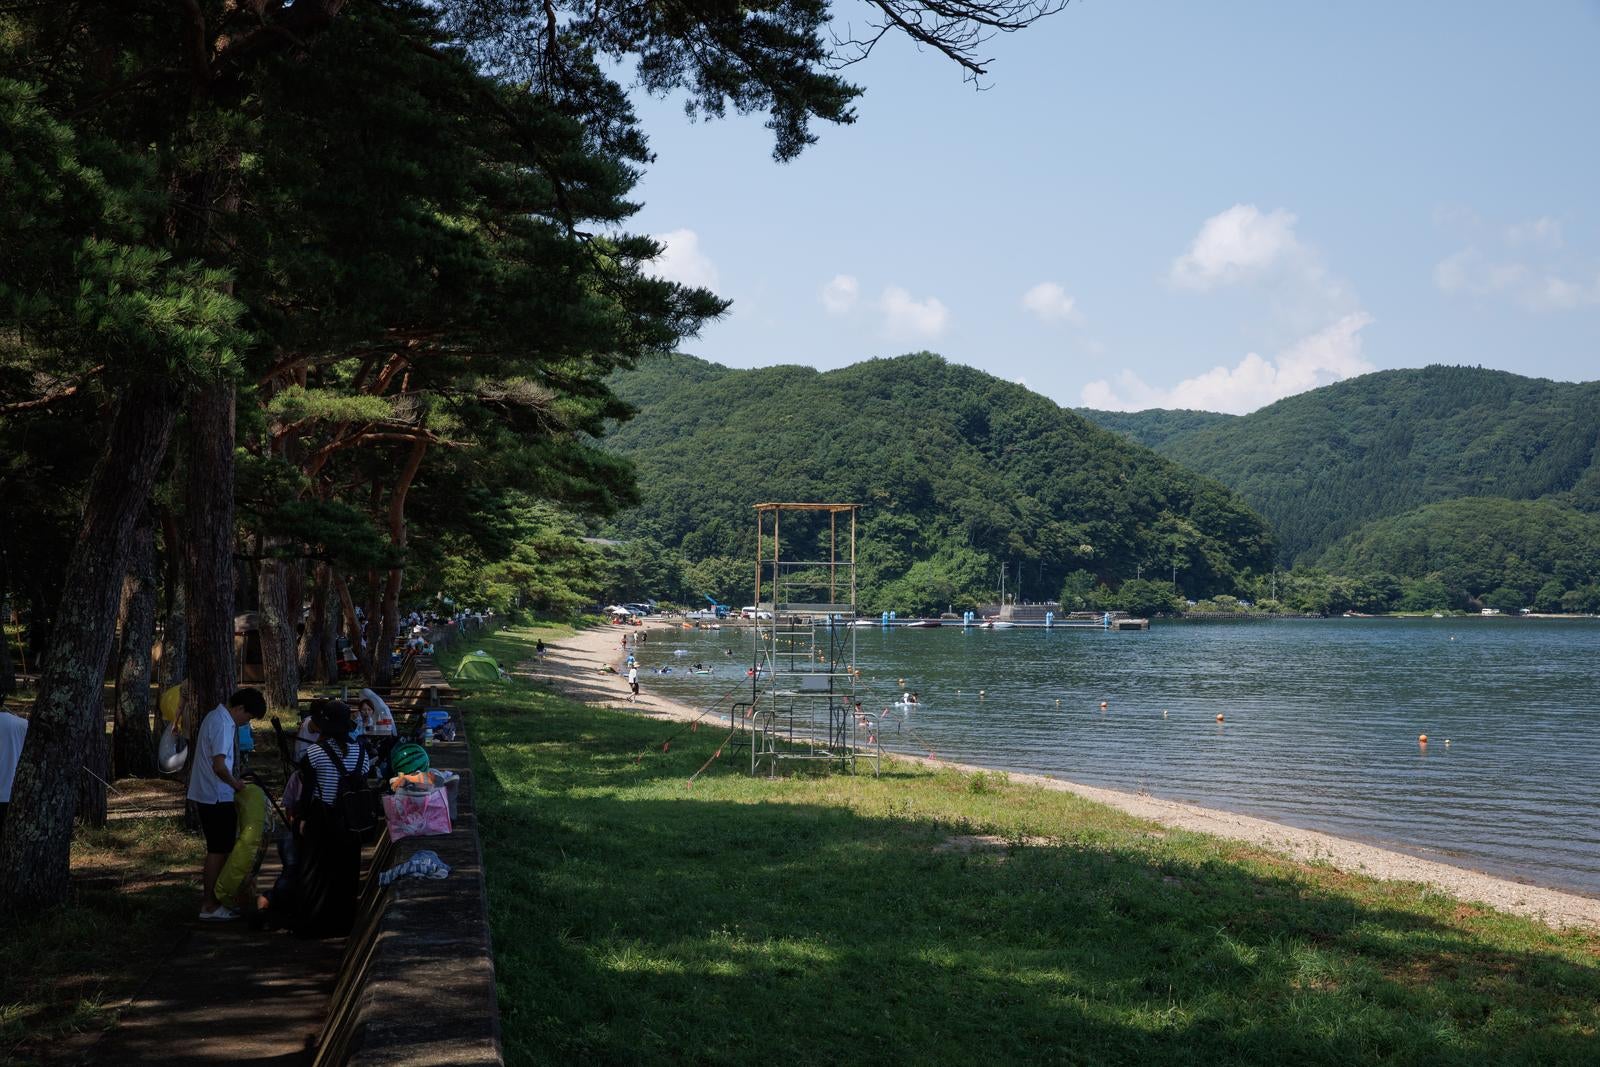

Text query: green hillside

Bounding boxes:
[1074,407,1237,450]
[602,352,1273,613]
[1148,366,1600,563]
[1314,497,1600,612]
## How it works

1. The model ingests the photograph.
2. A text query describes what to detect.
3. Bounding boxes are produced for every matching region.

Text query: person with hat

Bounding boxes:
[294,699,377,936]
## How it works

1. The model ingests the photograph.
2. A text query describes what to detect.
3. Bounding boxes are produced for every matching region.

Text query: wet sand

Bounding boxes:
[534,619,1600,930]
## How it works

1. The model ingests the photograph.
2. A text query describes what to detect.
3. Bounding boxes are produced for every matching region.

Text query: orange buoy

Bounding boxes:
[1216,713,1225,722]
[1418,733,1428,744]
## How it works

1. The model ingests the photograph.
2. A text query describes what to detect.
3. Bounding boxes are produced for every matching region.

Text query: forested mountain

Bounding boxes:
[1315,497,1600,613]
[600,353,1273,613]
[1114,366,1600,564]
[1074,408,1237,450]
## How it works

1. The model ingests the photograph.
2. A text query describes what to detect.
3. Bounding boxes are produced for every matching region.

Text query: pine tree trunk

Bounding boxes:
[375,439,427,688]
[257,536,299,712]
[318,567,339,683]
[78,724,111,829]
[113,512,159,778]
[0,595,15,697]
[302,563,334,687]
[0,379,181,914]
[333,569,373,681]
[181,380,238,720]
[159,510,187,690]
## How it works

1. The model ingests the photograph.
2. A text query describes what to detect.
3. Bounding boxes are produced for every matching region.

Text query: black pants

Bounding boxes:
[0,801,8,838]
[295,804,362,937]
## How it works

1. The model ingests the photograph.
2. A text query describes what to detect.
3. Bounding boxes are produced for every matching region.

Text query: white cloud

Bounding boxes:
[880,285,949,339]
[1080,313,1376,415]
[1170,205,1303,290]
[1505,216,1563,249]
[651,228,719,289]
[1020,282,1080,323]
[821,274,859,314]
[1435,247,1600,311]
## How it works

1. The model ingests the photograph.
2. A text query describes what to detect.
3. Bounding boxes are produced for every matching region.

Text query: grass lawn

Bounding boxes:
[460,629,1600,1066]
[1,784,202,1063]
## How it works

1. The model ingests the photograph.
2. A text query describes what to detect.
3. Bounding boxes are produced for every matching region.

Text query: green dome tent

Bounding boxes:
[454,649,503,682]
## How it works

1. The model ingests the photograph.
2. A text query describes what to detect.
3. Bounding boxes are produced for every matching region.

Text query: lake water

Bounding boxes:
[633,618,1600,897]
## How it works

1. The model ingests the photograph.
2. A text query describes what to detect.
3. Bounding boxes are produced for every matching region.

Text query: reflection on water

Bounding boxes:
[633,617,1600,897]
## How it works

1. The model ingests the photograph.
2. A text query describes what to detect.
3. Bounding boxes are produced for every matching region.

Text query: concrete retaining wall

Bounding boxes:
[315,656,504,1066]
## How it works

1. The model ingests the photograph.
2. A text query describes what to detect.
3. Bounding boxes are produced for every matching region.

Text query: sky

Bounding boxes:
[621,0,1600,414]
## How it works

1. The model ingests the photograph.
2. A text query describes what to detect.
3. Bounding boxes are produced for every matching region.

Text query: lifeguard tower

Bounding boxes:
[745,502,876,775]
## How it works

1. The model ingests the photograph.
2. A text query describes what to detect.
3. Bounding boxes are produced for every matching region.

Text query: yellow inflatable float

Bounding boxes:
[214,784,271,904]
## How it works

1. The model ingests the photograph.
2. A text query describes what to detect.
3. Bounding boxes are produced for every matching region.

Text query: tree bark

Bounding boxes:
[375,439,428,687]
[181,380,238,721]
[158,508,188,691]
[301,562,336,684]
[112,511,159,778]
[257,536,299,712]
[77,724,111,830]
[332,569,372,681]
[0,595,14,697]
[0,378,181,914]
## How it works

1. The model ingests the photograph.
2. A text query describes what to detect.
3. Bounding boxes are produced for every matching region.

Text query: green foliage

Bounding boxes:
[603,352,1275,613]
[0,76,249,388]
[1146,366,1600,564]
[1057,569,1106,611]
[1114,578,1184,617]
[1316,497,1600,608]
[1076,407,1238,449]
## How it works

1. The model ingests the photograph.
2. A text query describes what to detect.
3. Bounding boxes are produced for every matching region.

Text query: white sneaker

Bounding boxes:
[199,906,239,922]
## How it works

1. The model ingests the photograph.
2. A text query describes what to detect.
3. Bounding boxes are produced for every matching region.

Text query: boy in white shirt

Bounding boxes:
[0,696,29,837]
[187,688,266,920]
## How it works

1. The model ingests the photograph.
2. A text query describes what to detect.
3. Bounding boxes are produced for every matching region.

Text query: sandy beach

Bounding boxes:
[533,618,1600,930]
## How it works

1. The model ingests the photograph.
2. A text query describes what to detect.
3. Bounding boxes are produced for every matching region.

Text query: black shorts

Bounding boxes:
[630,681,640,694]
[197,800,237,854]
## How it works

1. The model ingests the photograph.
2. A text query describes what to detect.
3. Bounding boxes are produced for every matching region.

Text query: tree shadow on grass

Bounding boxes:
[471,714,1600,1067]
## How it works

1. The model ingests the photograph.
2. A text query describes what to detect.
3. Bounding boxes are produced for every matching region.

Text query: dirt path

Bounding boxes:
[78,762,345,1065]
[534,619,1600,930]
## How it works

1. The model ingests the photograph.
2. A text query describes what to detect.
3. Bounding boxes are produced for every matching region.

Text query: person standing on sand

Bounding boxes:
[627,664,640,702]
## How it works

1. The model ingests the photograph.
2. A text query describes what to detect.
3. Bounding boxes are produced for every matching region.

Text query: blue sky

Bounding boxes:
[623,1,1600,413]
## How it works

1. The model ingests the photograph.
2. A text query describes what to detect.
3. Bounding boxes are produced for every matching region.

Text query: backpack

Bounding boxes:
[312,739,382,834]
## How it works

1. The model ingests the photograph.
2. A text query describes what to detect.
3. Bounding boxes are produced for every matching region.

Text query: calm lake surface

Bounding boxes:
[634,617,1600,897]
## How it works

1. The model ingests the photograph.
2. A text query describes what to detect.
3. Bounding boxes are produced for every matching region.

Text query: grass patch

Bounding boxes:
[1,791,201,1063]
[462,631,1600,1065]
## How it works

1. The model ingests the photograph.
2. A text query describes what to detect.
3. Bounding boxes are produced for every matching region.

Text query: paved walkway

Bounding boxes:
[81,769,351,1064]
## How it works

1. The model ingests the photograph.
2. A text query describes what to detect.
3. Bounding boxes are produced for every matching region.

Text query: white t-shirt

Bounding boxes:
[0,710,29,803]
[186,704,238,805]
[627,666,639,684]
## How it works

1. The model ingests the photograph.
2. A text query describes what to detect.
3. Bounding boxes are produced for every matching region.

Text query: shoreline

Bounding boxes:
[531,618,1600,930]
